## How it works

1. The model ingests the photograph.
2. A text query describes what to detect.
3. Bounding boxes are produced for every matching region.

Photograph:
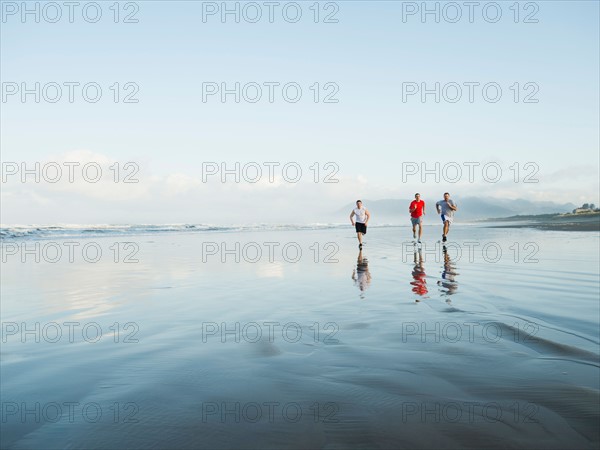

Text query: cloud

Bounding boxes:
[2,150,598,224]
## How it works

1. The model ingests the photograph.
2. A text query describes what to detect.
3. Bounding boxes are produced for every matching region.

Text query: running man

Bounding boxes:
[350,200,370,249]
[435,193,457,243]
[409,193,425,243]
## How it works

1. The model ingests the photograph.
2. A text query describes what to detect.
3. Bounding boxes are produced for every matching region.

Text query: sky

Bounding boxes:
[1,0,599,225]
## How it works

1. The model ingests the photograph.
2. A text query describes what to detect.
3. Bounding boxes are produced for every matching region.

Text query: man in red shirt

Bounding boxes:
[409,193,425,243]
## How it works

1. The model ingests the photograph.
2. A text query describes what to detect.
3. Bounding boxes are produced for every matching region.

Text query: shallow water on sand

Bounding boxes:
[1,226,599,449]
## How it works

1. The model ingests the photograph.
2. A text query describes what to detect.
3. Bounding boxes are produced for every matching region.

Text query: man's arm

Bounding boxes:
[423,202,426,215]
[350,210,355,225]
[409,202,415,213]
[436,202,441,214]
[448,201,457,211]
[365,209,371,224]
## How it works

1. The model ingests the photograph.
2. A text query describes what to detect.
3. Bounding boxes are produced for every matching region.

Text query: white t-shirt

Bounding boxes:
[436,199,456,218]
[354,207,367,223]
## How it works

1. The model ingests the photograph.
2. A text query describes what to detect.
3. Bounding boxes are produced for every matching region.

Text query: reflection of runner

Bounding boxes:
[435,193,457,243]
[438,246,459,301]
[352,248,371,297]
[410,249,428,301]
[409,193,425,243]
[350,200,370,249]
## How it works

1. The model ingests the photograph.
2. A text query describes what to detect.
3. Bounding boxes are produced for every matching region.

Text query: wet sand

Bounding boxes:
[1,226,599,449]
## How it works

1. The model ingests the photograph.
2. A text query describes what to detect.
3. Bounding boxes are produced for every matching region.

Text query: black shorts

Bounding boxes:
[355,222,367,234]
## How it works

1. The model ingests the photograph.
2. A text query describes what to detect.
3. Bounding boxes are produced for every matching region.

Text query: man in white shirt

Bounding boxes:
[350,200,371,249]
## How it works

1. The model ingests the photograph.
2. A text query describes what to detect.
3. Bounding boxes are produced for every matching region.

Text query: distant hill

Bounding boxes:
[336,198,577,222]
[484,211,600,231]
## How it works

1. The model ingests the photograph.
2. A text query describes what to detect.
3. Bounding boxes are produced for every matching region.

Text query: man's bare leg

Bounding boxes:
[443,221,450,237]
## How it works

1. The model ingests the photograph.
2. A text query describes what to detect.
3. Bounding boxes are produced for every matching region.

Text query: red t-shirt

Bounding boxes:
[410,200,425,218]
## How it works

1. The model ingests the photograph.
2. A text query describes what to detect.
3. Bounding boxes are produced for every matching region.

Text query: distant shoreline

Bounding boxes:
[483,212,600,232]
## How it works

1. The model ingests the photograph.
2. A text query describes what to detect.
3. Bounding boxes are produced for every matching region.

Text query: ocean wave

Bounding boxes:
[0,223,370,240]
